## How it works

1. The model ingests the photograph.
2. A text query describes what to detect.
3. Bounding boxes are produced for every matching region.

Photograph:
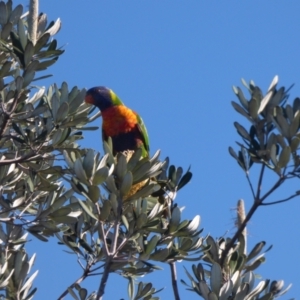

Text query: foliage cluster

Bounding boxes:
[0,1,297,299]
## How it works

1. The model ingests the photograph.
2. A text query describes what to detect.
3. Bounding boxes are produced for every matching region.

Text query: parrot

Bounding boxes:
[85,87,150,158]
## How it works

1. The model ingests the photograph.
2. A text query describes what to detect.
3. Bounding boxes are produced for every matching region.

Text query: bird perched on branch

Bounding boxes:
[85,87,149,158]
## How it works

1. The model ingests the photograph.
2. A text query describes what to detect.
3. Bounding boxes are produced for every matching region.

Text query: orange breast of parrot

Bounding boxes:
[101,106,138,137]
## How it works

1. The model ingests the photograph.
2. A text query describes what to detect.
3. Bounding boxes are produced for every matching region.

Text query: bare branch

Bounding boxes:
[261,192,300,206]
[255,164,265,201]
[245,172,255,199]
[170,262,180,300]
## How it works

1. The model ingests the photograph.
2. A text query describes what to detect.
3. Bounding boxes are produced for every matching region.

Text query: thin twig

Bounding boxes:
[260,193,300,206]
[255,164,265,201]
[169,262,180,300]
[97,257,112,300]
[97,195,123,299]
[245,172,255,198]
[57,268,89,300]
[260,176,285,202]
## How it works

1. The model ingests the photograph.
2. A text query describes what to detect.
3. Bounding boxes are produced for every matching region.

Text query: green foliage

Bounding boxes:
[0,1,296,299]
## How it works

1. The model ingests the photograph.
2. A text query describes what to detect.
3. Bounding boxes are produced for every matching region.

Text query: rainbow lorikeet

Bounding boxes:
[85,87,150,158]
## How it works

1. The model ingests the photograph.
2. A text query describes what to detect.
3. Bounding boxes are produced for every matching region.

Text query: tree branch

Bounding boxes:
[260,192,300,206]
[220,168,286,267]
[57,266,90,300]
[245,172,255,199]
[255,164,265,201]
[169,262,180,300]
[96,195,123,299]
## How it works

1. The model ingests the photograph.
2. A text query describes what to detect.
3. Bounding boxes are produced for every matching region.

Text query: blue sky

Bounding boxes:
[16,1,300,299]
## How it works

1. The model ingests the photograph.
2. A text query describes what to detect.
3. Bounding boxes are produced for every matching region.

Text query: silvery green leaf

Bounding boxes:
[69,89,86,114]
[199,281,210,300]
[120,171,132,196]
[34,33,50,53]
[177,220,190,231]
[169,206,181,233]
[286,104,294,123]
[0,61,12,78]
[45,18,61,36]
[105,175,118,194]
[17,19,26,50]
[275,283,292,297]
[291,137,300,152]
[231,270,241,294]
[0,2,7,26]
[78,200,97,221]
[257,90,272,114]
[79,288,87,300]
[245,257,265,272]
[270,86,285,106]
[274,112,289,138]
[87,185,100,203]
[150,149,160,164]
[9,4,23,24]
[208,292,218,300]
[219,280,233,300]
[210,262,222,295]
[23,69,35,86]
[132,160,151,183]
[233,86,248,110]
[289,111,299,137]
[1,22,12,40]
[37,13,48,36]
[63,150,74,169]
[145,235,160,255]
[19,270,38,293]
[67,287,79,300]
[138,283,152,298]
[93,167,109,185]
[186,215,200,232]
[243,271,255,291]
[99,200,111,222]
[82,149,95,179]
[56,102,69,123]
[270,144,277,166]
[15,76,23,92]
[248,98,258,119]
[136,213,147,229]
[180,238,193,251]
[74,159,89,185]
[147,203,163,220]
[149,248,169,261]
[234,122,250,141]
[246,280,269,298]
[115,153,127,180]
[229,147,239,161]
[12,196,25,207]
[52,129,62,146]
[267,75,278,92]
[0,269,14,288]
[278,146,291,168]
[235,283,249,299]
[24,41,34,67]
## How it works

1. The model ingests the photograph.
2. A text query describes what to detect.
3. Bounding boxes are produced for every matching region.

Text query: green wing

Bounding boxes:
[136,113,150,157]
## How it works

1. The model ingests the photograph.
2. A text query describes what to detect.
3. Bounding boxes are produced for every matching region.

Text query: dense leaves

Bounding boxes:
[0,1,296,299]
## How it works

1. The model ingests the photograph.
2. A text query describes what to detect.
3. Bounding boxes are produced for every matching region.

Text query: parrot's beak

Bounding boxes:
[85,94,94,104]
